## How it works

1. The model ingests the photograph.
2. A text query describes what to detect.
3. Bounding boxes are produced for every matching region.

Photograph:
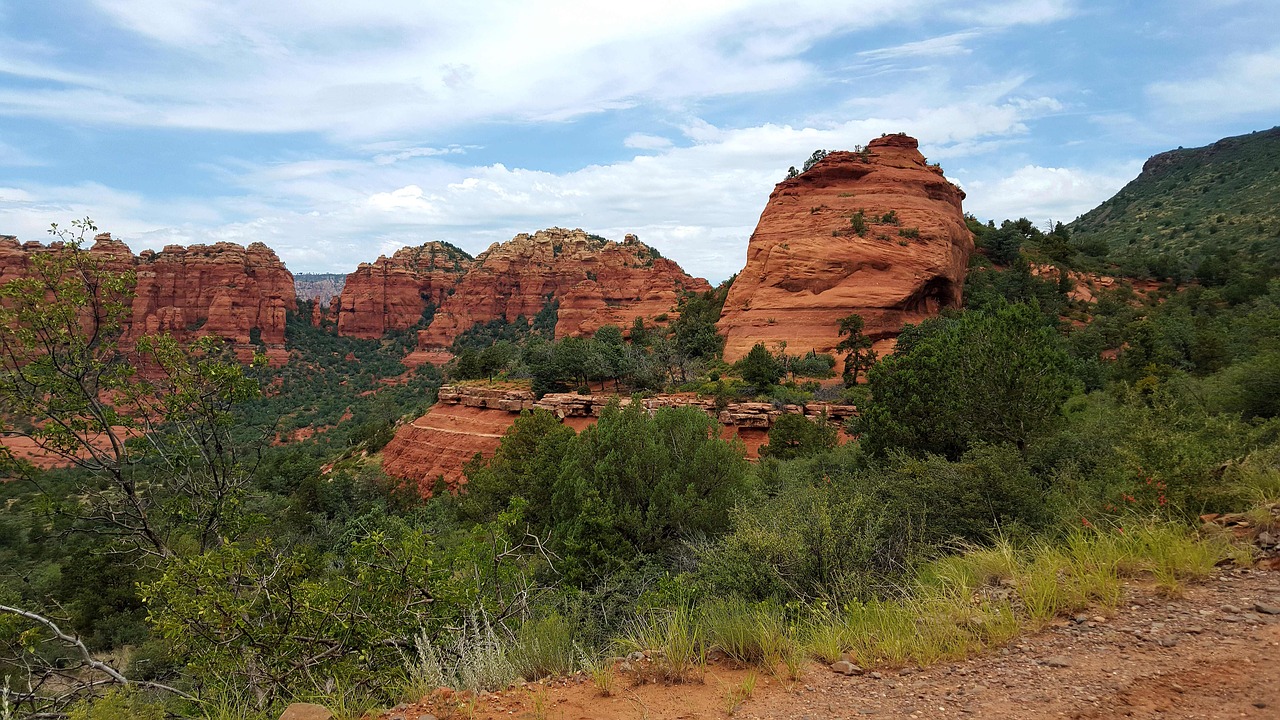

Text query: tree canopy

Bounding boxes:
[858,302,1078,458]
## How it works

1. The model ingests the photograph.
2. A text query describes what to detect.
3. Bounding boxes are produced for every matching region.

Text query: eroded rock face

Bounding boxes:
[0,233,295,359]
[417,228,709,348]
[717,134,973,365]
[380,385,856,493]
[132,241,294,350]
[336,242,473,339]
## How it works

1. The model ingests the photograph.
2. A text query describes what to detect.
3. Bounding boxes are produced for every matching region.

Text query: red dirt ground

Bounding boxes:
[381,568,1280,720]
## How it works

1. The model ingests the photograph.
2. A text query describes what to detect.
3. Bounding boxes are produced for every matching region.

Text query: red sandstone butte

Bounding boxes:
[336,242,473,339]
[0,233,294,359]
[717,134,973,366]
[417,228,709,349]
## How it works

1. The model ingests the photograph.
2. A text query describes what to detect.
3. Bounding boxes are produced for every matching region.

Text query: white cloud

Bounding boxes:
[1147,45,1280,121]
[372,146,468,165]
[0,86,1077,283]
[0,1,1102,283]
[0,1,1077,139]
[623,133,674,151]
[959,163,1141,224]
[857,31,980,62]
[0,140,42,167]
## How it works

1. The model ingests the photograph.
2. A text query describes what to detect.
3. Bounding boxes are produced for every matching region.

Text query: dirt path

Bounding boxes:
[384,567,1279,720]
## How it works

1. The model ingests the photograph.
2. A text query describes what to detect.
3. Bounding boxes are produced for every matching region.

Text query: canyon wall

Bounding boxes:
[717,134,973,366]
[416,228,710,348]
[0,233,294,359]
[335,242,473,339]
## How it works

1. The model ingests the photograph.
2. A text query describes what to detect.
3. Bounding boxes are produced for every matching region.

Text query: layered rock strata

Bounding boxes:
[417,228,709,348]
[381,384,856,494]
[717,134,973,366]
[336,243,473,339]
[0,233,294,360]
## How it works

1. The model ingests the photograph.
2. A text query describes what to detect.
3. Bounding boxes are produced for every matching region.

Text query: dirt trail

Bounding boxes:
[384,568,1280,720]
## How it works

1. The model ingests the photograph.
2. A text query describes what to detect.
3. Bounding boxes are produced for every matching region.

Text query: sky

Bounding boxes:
[0,1,1277,283]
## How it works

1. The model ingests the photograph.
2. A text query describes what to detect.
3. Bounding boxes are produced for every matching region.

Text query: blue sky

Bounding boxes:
[0,1,1277,282]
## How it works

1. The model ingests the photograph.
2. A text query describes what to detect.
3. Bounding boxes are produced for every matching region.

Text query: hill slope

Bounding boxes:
[1070,127,1280,284]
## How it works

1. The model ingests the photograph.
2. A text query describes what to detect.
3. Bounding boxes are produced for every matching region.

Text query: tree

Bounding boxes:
[801,149,829,173]
[835,313,877,384]
[550,402,750,584]
[858,302,1078,459]
[0,219,261,714]
[759,413,838,460]
[142,524,445,710]
[737,342,782,388]
[0,220,261,559]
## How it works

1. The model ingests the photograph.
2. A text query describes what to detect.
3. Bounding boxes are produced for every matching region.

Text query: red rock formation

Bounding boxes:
[417,229,709,348]
[380,385,856,494]
[0,233,294,359]
[717,134,973,366]
[132,241,293,351]
[336,243,473,339]
[380,404,517,495]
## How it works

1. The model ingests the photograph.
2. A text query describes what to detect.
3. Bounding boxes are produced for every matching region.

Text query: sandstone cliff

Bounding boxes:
[717,134,973,366]
[0,233,294,359]
[336,242,473,339]
[417,228,709,348]
[381,385,855,494]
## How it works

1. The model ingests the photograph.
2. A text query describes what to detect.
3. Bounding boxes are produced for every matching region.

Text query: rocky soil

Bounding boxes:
[380,568,1279,720]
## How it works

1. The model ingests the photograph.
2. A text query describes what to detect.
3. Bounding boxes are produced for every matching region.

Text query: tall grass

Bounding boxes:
[403,613,517,696]
[620,605,707,682]
[508,615,578,681]
[623,520,1239,675]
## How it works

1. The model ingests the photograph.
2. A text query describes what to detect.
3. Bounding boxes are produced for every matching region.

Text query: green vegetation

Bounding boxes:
[1070,127,1280,288]
[835,313,876,385]
[7,150,1280,720]
[859,302,1077,458]
[447,281,732,395]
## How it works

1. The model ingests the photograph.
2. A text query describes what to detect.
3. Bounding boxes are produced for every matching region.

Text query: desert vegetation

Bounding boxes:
[3,187,1280,720]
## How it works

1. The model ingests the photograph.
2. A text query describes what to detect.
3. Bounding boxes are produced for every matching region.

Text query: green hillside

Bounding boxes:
[1070,126,1280,289]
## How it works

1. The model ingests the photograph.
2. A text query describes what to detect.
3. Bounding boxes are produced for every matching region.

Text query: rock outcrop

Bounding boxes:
[717,134,973,366]
[381,384,856,494]
[417,228,709,348]
[335,243,473,339]
[0,233,294,360]
[132,241,294,351]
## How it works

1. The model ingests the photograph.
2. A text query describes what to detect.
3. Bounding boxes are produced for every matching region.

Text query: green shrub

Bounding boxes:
[759,413,838,460]
[509,615,578,680]
[67,689,166,720]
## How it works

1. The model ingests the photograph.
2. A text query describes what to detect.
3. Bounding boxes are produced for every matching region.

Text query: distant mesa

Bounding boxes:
[716,133,974,367]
